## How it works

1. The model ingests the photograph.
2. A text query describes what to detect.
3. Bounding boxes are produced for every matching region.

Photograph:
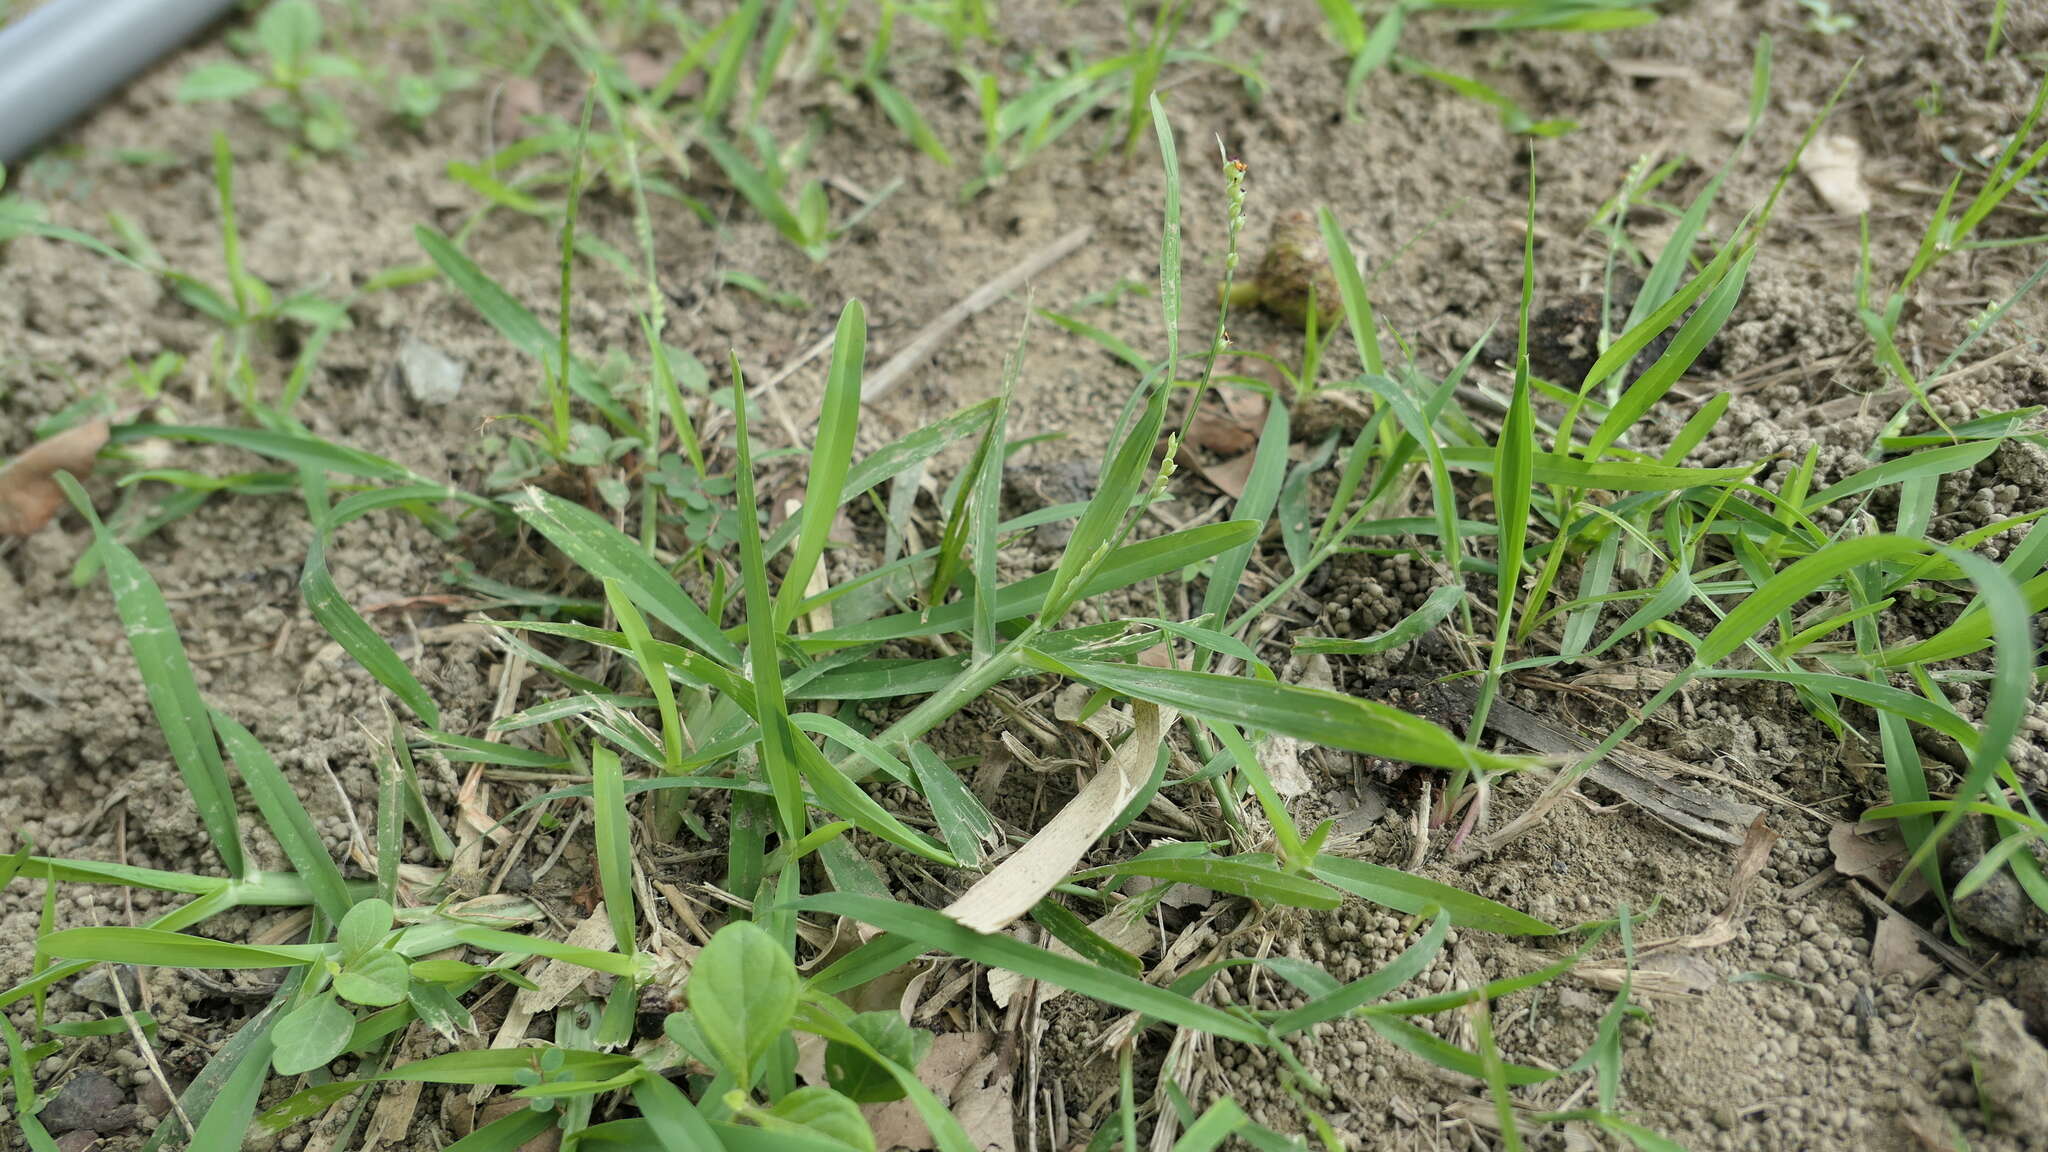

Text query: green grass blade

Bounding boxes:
[1071,854,1342,909]
[774,300,866,627]
[630,1070,726,1151]
[1155,90,1182,379]
[1365,1015,1557,1085]
[509,486,741,665]
[1440,447,1753,491]
[1801,440,2001,514]
[794,893,1268,1044]
[40,928,324,968]
[1697,535,1920,665]
[1585,246,1754,459]
[300,471,441,726]
[60,475,244,878]
[1201,399,1290,628]
[446,928,636,977]
[111,423,415,483]
[782,735,953,864]
[729,353,806,844]
[606,579,684,771]
[591,745,637,953]
[1027,652,1532,773]
[1477,173,1538,740]
[1318,207,1383,375]
[821,519,1251,650]
[414,225,633,429]
[1580,235,1742,399]
[212,710,352,925]
[907,742,998,869]
[698,132,815,256]
[182,1012,280,1152]
[445,1108,563,1151]
[1310,855,1555,934]
[1889,549,2035,893]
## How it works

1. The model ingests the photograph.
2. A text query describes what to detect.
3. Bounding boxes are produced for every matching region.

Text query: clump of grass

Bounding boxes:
[2,89,1633,1152]
[10,15,2048,1152]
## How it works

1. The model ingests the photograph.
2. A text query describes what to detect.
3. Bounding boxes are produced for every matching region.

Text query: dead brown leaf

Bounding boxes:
[1830,819,1904,881]
[1829,818,1930,903]
[0,420,108,536]
[1196,450,1256,500]
[1800,135,1872,216]
[865,1032,1010,1152]
[1184,390,1267,457]
[1577,952,1720,997]
[494,78,545,141]
[1720,815,1778,918]
[944,702,1171,934]
[512,906,617,1016]
[1873,911,1939,984]
[1570,665,1681,693]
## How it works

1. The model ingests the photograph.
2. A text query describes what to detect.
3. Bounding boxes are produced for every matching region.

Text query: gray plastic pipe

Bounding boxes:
[0,0,241,166]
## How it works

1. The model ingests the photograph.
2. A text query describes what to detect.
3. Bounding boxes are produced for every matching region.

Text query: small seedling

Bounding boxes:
[177,0,363,151]
[1797,0,1858,36]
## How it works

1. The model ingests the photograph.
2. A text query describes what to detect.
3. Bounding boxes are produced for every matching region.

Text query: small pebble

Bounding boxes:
[39,1068,128,1135]
[398,336,467,405]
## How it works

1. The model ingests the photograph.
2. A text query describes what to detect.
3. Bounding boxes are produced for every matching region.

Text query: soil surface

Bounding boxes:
[4,1,2048,1150]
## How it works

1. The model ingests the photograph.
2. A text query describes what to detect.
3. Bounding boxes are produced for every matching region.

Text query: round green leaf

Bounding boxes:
[177,62,265,103]
[689,921,798,1086]
[824,1012,932,1104]
[334,949,409,1007]
[272,992,355,1076]
[762,1086,875,1152]
[338,898,393,962]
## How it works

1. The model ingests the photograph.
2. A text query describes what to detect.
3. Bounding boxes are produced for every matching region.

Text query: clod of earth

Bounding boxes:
[1226,209,1342,327]
[36,1068,130,1136]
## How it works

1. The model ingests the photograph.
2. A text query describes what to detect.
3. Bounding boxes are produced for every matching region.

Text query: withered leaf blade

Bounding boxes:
[0,420,109,536]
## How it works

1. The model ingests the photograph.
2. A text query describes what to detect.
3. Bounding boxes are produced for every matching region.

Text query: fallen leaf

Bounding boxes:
[1720,815,1778,919]
[1830,818,1932,904]
[1575,953,1719,997]
[1196,450,1256,500]
[1800,135,1872,216]
[617,49,672,93]
[494,78,545,141]
[1571,665,1681,692]
[512,907,617,1016]
[1185,391,1265,457]
[1830,819,1905,883]
[0,420,108,535]
[864,1033,1010,1152]
[1258,733,1311,798]
[1872,911,1938,984]
[944,702,1171,934]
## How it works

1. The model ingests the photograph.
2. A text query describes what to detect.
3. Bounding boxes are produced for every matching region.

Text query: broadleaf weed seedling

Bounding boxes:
[177,0,363,152]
